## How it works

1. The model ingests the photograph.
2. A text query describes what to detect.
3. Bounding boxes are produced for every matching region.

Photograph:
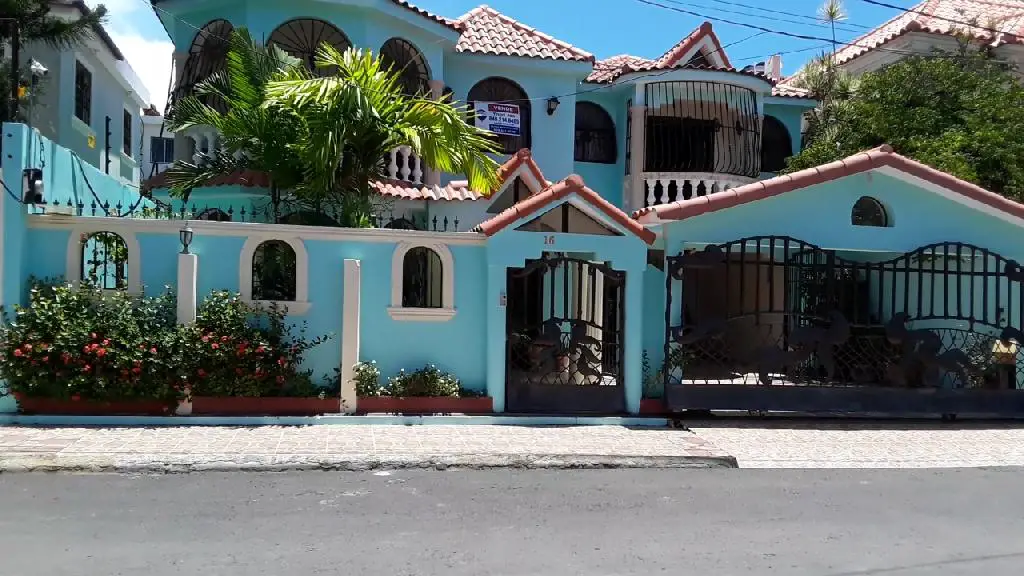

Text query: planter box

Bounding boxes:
[357,396,493,415]
[190,396,341,416]
[15,395,171,416]
[639,398,666,415]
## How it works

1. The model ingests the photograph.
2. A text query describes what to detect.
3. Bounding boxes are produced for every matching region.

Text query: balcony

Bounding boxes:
[629,80,762,209]
[177,128,433,187]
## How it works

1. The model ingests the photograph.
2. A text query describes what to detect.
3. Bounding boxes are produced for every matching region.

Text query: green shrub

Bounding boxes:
[0,283,331,404]
[352,361,383,397]
[387,364,460,397]
[0,281,181,405]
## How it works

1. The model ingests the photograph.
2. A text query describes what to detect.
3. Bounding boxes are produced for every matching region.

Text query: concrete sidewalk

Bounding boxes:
[0,424,736,473]
[688,420,1024,468]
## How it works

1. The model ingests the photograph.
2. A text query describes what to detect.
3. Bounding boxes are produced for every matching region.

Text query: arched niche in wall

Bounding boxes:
[65,226,143,295]
[267,18,351,75]
[468,77,531,154]
[174,19,234,113]
[379,37,430,96]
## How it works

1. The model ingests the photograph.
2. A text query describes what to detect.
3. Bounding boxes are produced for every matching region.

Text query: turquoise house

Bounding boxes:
[3,0,1024,417]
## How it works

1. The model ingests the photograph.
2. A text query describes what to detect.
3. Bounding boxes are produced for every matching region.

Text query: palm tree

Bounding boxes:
[817,0,847,54]
[792,52,857,148]
[162,28,309,221]
[164,27,501,226]
[263,44,500,214]
[0,0,108,122]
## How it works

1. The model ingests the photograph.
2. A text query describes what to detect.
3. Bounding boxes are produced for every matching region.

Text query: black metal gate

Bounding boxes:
[506,254,626,414]
[664,237,1024,416]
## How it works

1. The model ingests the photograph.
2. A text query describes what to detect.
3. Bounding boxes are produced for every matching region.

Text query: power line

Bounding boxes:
[659,0,869,34]
[702,0,873,30]
[632,0,1003,62]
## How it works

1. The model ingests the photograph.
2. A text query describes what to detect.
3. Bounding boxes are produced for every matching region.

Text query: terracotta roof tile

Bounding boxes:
[455,5,594,63]
[587,59,776,84]
[372,179,485,201]
[494,148,550,192]
[633,144,1024,223]
[655,21,732,68]
[771,84,814,99]
[391,0,463,31]
[140,169,271,193]
[475,174,657,244]
[587,54,656,83]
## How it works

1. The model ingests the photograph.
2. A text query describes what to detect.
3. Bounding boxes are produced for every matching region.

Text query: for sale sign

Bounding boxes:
[473,102,521,136]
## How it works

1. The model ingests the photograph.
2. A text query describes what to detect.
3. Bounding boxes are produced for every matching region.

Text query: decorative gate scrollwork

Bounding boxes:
[665,237,1024,414]
[506,254,626,414]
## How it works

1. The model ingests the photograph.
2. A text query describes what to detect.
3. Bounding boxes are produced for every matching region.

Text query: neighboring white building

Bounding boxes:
[20,0,151,185]
[140,104,175,181]
[778,0,1024,87]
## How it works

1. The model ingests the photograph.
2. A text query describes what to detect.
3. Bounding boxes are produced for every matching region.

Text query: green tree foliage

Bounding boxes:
[164,27,500,225]
[786,44,1024,200]
[0,0,108,122]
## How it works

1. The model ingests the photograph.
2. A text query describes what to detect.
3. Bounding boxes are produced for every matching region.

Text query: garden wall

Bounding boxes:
[9,214,490,413]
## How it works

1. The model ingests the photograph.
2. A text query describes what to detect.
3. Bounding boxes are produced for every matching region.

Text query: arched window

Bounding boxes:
[760,115,793,173]
[252,240,297,301]
[80,231,128,290]
[174,19,234,113]
[267,19,351,75]
[574,102,616,164]
[379,37,430,96]
[402,247,443,308]
[852,196,889,227]
[468,77,531,154]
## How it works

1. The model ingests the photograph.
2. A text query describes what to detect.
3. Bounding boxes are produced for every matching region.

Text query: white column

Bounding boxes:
[423,79,447,187]
[176,252,197,324]
[340,259,361,414]
[629,105,646,208]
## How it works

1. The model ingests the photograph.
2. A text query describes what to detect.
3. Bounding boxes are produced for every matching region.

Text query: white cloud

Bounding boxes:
[109,31,174,111]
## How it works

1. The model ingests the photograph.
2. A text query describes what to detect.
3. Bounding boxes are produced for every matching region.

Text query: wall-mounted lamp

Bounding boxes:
[546,97,560,116]
[22,168,43,204]
[179,222,193,254]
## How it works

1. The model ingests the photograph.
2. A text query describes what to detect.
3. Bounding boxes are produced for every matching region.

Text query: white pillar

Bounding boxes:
[340,259,361,414]
[629,105,646,208]
[176,252,197,324]
[423,79,447,187]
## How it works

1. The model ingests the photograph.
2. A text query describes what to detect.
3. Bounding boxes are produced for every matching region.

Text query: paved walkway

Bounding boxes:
[0,425,734,472]
[688,420,1024,468]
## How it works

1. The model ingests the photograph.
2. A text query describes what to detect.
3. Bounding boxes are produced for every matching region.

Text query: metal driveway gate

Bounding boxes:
[664,237,1024,416]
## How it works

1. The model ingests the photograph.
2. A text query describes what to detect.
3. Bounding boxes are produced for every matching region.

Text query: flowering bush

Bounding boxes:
[175,291,332,398]
[0,280,182,406]
[387,364,461,397]
[0,282,332,406]
[352,361,383,397]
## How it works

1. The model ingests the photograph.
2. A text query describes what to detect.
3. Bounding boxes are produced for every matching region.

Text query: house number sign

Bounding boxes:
[543,235,555,245]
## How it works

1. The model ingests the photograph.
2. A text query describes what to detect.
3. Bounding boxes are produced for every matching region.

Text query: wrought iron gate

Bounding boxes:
[506,254,626,414]
[664,237,1024,416]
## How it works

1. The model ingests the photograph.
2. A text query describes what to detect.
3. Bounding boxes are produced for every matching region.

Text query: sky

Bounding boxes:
[87,0,914,112]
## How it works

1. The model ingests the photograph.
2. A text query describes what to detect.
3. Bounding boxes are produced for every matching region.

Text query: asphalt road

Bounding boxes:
[2,469,1023,575]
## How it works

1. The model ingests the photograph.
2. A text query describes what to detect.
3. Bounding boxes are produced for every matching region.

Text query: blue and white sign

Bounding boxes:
[474,102,521,136]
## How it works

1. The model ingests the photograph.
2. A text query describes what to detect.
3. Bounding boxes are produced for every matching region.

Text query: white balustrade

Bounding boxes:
[387,146,424,185]
[641,172,755,208]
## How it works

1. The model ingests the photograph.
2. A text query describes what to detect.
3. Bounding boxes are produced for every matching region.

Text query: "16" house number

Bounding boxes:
[543,235,555,245]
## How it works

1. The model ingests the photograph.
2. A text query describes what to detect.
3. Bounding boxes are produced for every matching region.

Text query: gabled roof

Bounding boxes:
[786,0,1024,76]
[372,179,484,201]
[475,174,657,244]
[633,145,1024,223]
[390,0,463,31]
[584,22,778,86]
[655,21,732,68]
[455,5,595,63]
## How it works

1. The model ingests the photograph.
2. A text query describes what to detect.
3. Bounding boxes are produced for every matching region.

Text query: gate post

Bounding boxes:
[486,264,507,412]
[340,259,361,414]
[624,269,645,414]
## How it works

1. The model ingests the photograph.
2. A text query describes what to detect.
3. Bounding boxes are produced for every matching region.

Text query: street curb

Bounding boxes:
[0,452,738,473]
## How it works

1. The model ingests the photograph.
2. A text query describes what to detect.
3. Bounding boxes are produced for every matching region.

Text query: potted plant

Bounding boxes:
[356,363,492,414]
